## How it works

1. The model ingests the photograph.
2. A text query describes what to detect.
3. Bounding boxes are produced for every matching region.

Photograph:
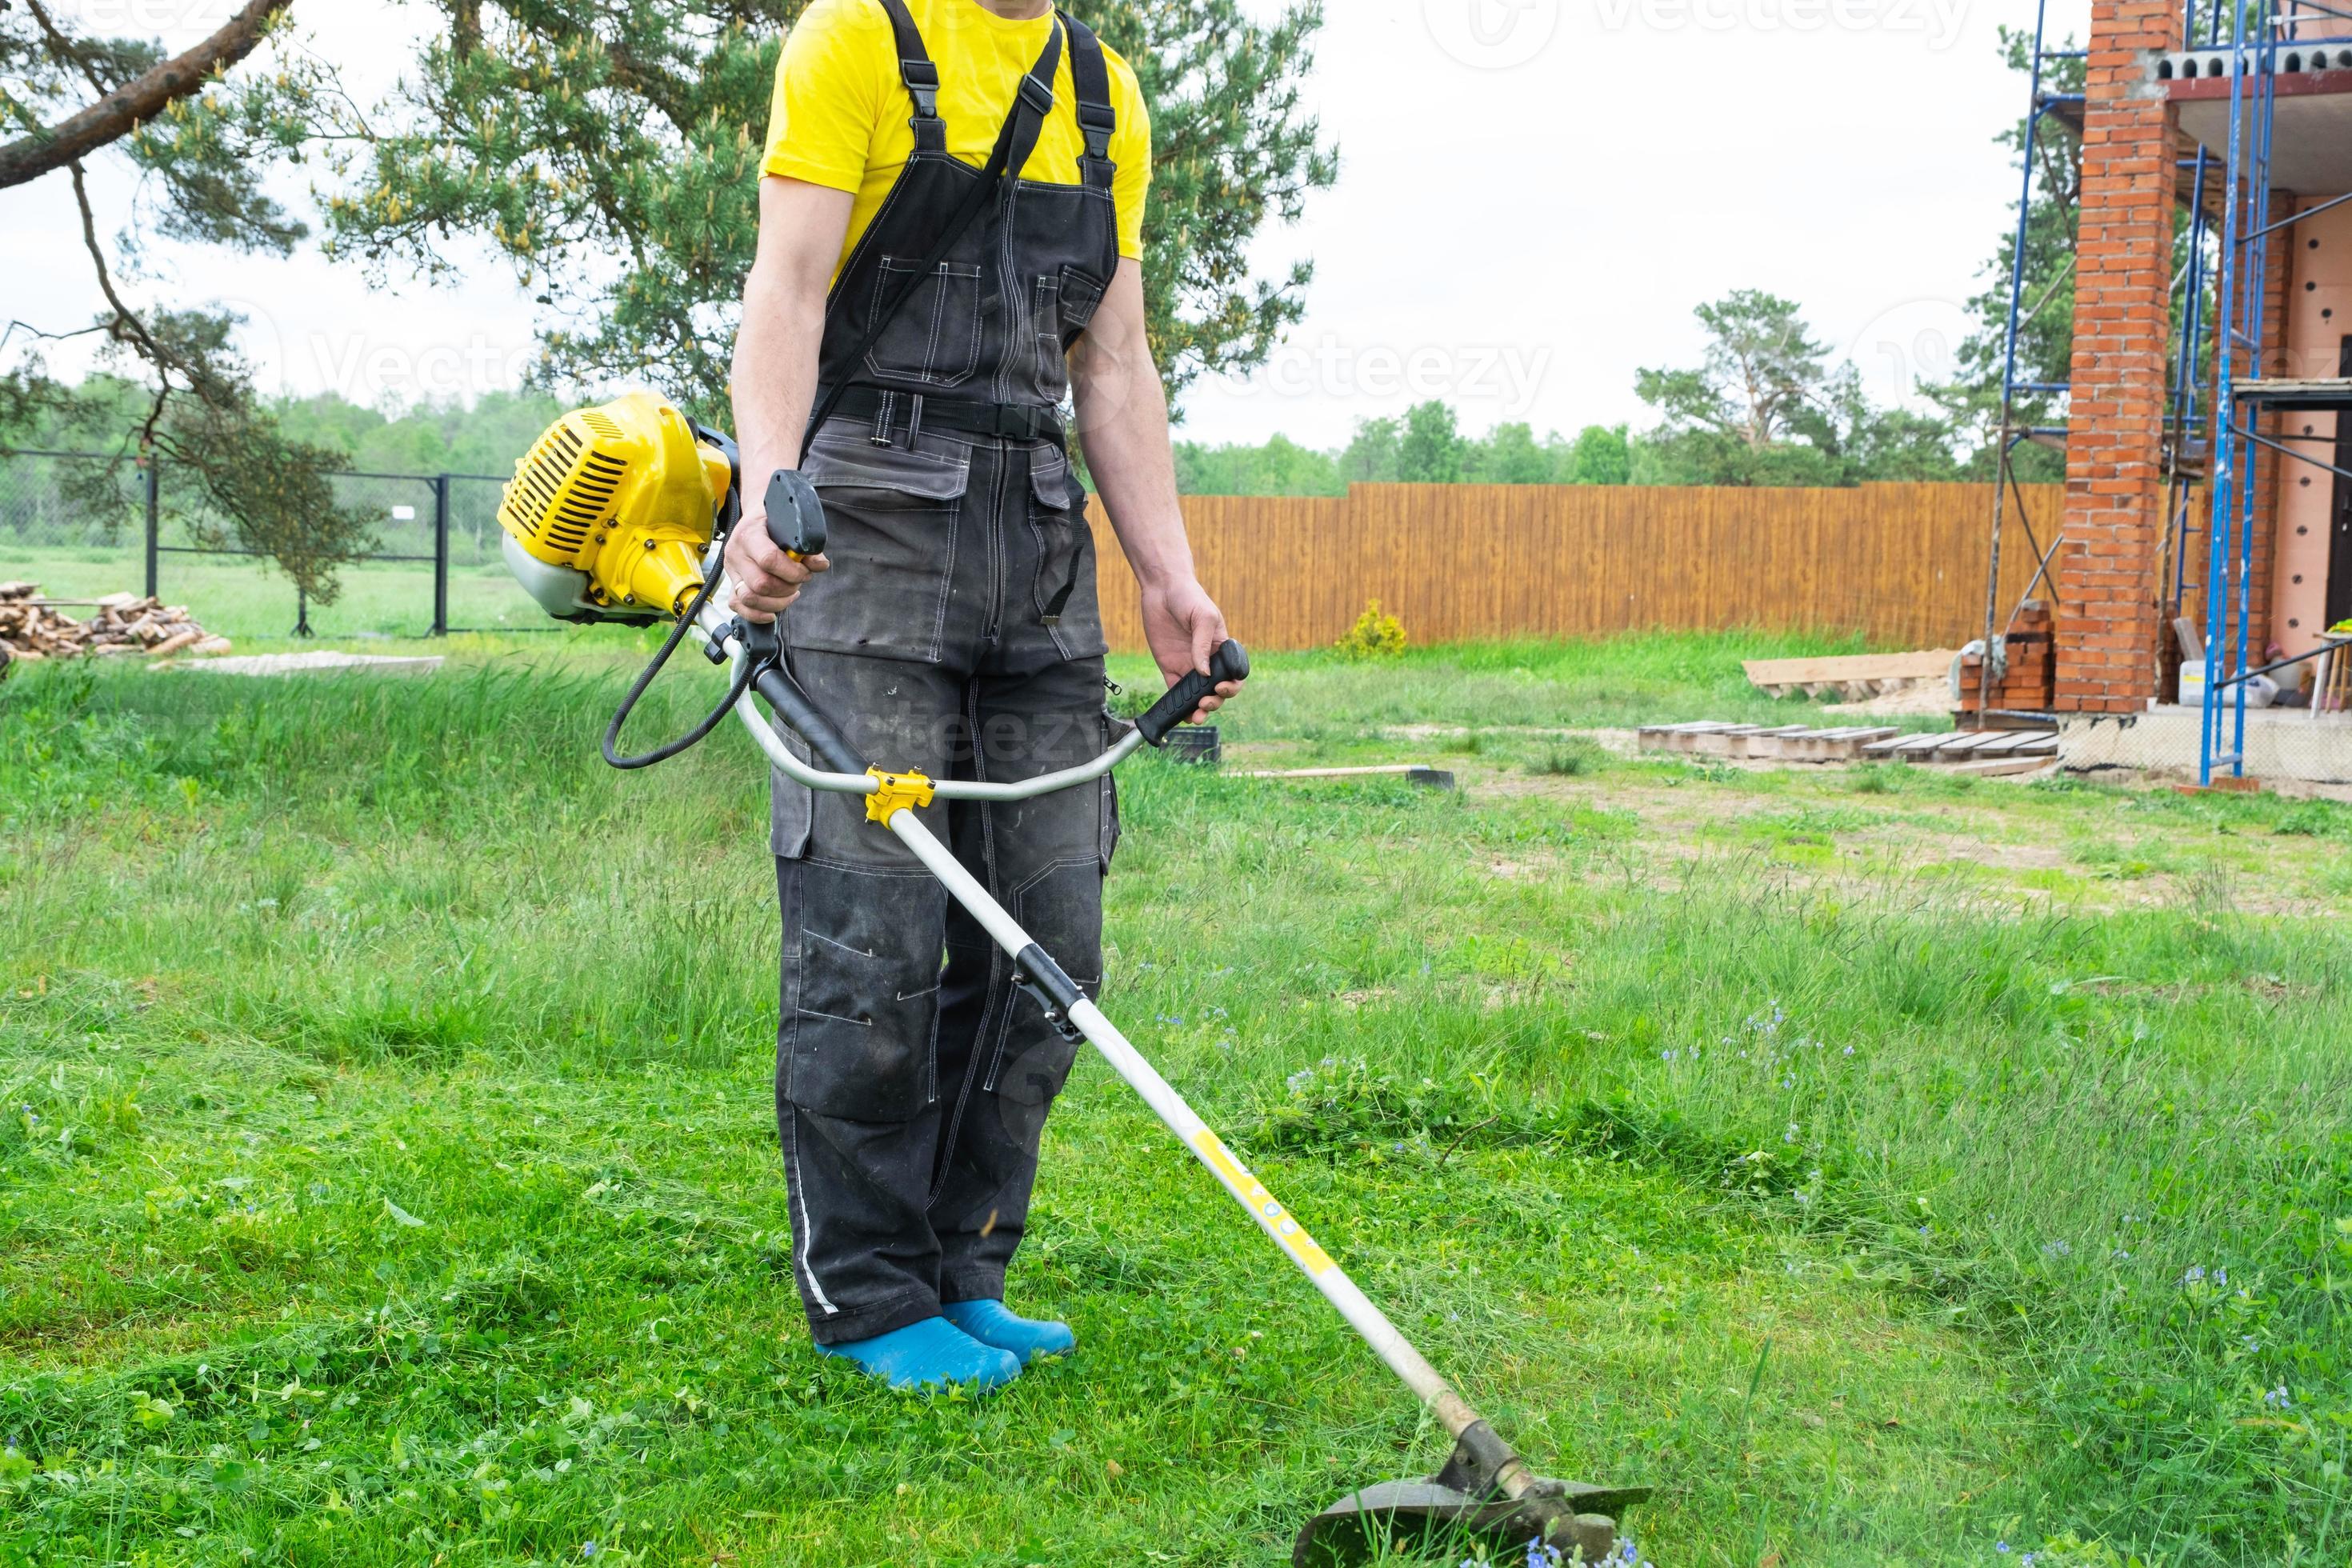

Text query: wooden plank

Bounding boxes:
[1866,733,1957,758]
[1742,650,1960,689]
[1781,726,1901,762]
[1950,755,2060,778]
[1238,765,1454,786]
[1972,729,2062,755]
[1926,731,2010,756]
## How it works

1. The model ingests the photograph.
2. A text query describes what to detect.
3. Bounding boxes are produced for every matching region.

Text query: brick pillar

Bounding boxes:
[2057,0,2183,714]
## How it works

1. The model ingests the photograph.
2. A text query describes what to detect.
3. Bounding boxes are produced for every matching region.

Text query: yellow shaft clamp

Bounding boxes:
[865,769,937,826]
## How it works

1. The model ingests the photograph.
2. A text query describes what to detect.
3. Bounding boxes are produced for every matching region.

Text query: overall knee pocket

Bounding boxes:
[785,862,949,1123]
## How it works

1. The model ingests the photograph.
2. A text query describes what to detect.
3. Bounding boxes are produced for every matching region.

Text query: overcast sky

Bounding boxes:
[5,0,2090,449]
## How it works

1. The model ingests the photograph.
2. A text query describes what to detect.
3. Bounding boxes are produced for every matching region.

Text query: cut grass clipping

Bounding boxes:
[2,636,2347,1567]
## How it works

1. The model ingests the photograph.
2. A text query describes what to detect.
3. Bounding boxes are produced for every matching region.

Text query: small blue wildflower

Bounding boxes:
[1998,1544,2010,1555]
[2215,1267,2228,1286]
[2265,1386,2292,1410]
[2183,1266,2206,1285]
[1662,1049,1678,1062]
[1783,1122,1799,1144]
[1842,1045,1856,1057]
[582,1545,600,1561]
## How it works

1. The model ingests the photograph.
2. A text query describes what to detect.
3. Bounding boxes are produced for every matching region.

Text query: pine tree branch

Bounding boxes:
[0,0,296,190]
[66,158,174,448]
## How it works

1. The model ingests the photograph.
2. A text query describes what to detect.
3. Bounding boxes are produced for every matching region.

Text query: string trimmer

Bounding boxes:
[495,392,1651,1565]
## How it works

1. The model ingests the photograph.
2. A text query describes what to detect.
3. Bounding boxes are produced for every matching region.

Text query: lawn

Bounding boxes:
[2,546,548,643]
[2,634,2347,1568]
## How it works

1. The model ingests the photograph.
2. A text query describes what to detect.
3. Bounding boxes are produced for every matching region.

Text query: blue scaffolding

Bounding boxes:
[1985,1,2352,782]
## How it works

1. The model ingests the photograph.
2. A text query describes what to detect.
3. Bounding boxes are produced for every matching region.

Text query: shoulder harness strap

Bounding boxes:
[1061,10,1118,187]
[999,16,1064,181]
[876,0,948,154]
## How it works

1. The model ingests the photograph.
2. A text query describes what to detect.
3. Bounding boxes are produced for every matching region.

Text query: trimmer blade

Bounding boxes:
[1293,1475,1651,1566]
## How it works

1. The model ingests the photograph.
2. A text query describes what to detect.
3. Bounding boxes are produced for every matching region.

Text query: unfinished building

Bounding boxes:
[1984,0,2352,784]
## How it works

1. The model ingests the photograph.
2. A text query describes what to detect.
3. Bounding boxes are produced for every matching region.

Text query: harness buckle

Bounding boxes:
[1017,74,1056,116]
[901,58,942,120]
[1077,101,1116,160]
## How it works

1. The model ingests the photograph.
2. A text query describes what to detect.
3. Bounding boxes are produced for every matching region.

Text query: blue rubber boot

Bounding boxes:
[942,1299,1077,1364]
[814,1318,1022,1393]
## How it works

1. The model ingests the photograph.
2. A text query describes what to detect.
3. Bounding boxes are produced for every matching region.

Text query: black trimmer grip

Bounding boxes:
[764,469,827,558]
[1136,640,1250,746]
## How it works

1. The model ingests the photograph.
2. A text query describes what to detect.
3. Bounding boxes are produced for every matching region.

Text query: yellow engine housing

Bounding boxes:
[498,391,732,624]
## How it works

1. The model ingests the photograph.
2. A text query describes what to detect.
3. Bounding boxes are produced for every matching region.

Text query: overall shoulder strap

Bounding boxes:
[1060,11,1118,190]
[998,17,1065,181]
[875,0,948,154]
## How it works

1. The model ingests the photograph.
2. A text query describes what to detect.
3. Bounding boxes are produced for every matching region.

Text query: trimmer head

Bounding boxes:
[1294,1424,1650,1566]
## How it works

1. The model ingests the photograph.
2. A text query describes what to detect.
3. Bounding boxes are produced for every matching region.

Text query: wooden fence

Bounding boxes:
[1087,481,2062,654]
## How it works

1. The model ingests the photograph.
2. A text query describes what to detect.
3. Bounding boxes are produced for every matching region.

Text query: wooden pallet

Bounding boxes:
[1637,722,1901,762]
[1861,729,2058,764]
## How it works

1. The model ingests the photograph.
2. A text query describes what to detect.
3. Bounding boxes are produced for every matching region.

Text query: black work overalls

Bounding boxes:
[768,1,1127,1345]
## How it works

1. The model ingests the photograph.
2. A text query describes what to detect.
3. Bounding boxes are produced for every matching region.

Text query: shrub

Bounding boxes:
[1334,598,1406,660]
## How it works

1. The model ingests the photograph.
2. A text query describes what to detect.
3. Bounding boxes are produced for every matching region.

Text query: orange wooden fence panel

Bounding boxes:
[1087,482,2060,654]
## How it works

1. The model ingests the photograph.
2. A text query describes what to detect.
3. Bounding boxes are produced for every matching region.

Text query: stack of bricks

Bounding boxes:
[1960,601,2058,716]
[2058,0,2183,713]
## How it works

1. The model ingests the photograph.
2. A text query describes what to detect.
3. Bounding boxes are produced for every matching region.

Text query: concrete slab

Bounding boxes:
[2059,706,2352,785]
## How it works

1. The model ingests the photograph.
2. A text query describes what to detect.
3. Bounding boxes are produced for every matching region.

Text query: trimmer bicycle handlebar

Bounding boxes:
[1136,639,1250,746]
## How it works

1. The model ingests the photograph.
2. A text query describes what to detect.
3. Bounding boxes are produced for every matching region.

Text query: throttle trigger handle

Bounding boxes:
[764,470,827,560]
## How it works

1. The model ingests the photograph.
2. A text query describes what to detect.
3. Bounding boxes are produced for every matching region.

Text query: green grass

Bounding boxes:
[2,636,2348,1566]
[1,546,546,643]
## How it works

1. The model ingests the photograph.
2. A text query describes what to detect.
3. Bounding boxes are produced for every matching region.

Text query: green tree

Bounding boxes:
[331,0,1338,424]
[1636,290,1958,486]
[1338,417,1401,485]
[6,1,1336,594]
[1172,431,1340,496]
[1565,424,1632,486]
[1471,422,1554,484]
[1396,400,1466,482]
[1,1,373,599]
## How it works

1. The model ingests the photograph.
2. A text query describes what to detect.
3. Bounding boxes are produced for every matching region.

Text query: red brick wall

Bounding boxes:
[2058,0,2184,712]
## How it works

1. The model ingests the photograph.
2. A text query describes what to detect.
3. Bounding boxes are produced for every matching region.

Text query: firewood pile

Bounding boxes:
[0,582,232,664]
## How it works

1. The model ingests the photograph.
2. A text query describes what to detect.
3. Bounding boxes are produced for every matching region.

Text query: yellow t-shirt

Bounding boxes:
[762,0,1151,274]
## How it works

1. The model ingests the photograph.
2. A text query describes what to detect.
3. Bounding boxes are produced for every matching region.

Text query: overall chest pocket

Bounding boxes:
[788,434,970,665]
[863,258,985,389]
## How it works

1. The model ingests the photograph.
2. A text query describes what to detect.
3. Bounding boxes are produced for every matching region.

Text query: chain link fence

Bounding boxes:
[0,450,534,639]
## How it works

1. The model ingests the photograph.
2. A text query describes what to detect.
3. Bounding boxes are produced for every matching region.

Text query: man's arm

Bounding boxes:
[725,176,856,622]
[1070,258,1244,719]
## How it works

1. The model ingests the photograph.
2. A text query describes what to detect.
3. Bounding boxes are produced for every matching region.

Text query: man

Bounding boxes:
[725,0,1242,1393]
